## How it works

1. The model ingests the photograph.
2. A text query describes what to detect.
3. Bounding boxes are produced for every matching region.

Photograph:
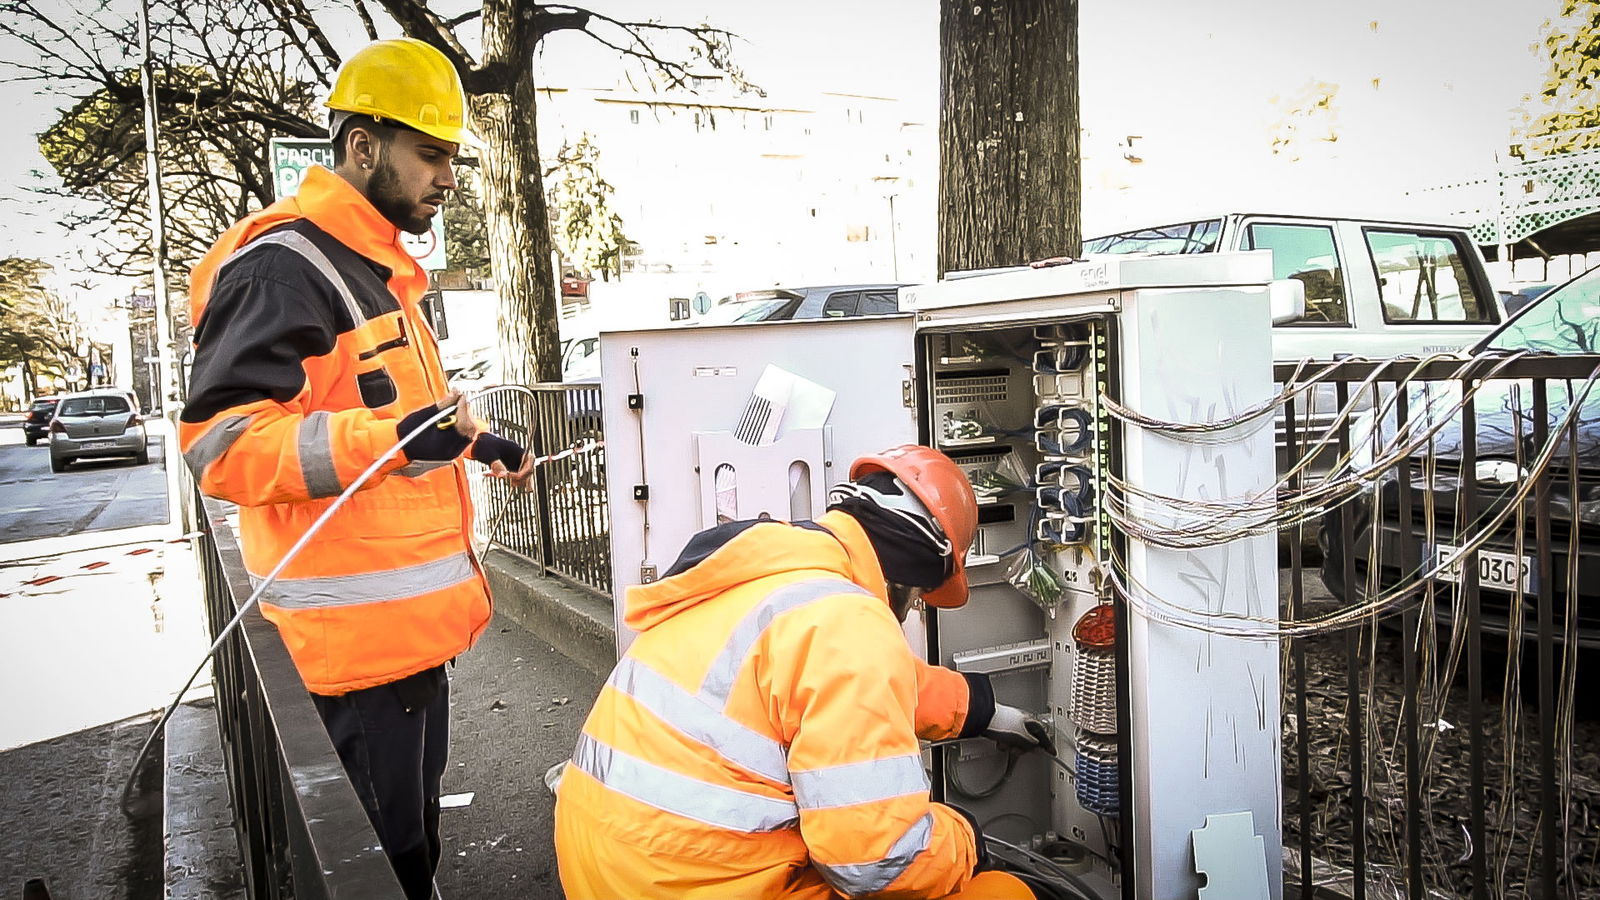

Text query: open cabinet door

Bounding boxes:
[599,314,917,653]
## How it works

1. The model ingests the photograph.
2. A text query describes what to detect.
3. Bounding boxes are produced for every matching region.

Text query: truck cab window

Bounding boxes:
[860,291,900,314]
[1366,230,1494,324]
[822,292,861,317]
[1243,222,1349,326]
[1082,218,1223,256]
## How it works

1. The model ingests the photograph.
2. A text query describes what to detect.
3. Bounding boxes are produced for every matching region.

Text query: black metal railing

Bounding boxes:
[1277,354,1600,899]
[194,494,405,899]
[469,382,611,597]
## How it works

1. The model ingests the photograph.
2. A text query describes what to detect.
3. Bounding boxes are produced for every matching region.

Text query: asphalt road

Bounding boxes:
[0,419,168,542]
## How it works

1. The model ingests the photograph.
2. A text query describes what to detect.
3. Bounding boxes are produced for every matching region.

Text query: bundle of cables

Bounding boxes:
[984,835,1101,900]
[939,736,1107,899]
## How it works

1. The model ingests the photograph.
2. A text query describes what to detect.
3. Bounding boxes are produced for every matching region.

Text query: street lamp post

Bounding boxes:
[138,0,185,534]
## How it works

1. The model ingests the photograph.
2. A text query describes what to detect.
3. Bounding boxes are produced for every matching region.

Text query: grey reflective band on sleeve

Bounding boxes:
[297,410,343,499]
[222,230,367,327]
[697,578,871,702]
[396,459,454,478]
[790,753,928,811]
[812,812,935,896]
[571,733,799,833]
[607,656,791,785]
[182,414,255,476]
[248,551,477,609]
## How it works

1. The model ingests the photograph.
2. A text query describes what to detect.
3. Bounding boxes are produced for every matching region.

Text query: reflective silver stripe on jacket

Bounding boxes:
[298,410,343,499]
[607,656,791,785]
[698,578,870,701]
[396,459,454,478]
[813,812,934,896]
[222,229,366,326]
[249,551,476,609]
[572,733,799,832]
[606,578,866,785]
[182,413,255,476]
[790,753,928,811]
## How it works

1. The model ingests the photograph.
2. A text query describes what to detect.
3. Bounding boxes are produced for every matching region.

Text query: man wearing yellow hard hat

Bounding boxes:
[179,38,527,899]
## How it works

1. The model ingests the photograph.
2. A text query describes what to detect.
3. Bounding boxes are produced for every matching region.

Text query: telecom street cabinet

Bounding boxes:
[598,252,1284,900]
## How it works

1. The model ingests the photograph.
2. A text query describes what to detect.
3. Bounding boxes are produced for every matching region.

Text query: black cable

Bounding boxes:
[1097,815,1121,870]
[984,836,1099,900]
[1042,747,1077,783]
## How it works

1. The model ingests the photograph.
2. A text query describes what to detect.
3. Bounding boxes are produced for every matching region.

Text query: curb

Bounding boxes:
[165,698,245,899]
[483,550,617,679]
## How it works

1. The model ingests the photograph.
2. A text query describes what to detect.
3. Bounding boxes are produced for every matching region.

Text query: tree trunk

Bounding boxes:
[471,0,561,384]
[938,0,1080,275]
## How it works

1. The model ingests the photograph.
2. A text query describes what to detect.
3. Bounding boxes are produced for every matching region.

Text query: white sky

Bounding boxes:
[0,0,1559,285]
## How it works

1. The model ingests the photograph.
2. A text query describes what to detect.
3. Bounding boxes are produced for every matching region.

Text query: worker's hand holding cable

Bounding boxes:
[984,703,1057,756]
[471,432,534,489]
[398,391,477,460]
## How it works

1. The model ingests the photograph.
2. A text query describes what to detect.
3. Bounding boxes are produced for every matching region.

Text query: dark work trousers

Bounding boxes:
[312,665,450,900]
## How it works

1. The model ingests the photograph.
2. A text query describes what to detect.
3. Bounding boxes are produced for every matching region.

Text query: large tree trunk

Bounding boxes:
[938,0,1080,275]
[471,0,560,384]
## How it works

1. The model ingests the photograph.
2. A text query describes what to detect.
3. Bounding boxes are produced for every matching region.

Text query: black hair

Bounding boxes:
[331,114,398,166]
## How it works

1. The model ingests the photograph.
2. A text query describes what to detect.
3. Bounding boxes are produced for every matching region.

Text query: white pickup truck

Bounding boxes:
[1083,212,1508,474]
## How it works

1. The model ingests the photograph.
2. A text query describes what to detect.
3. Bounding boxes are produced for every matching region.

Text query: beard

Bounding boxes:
[367,155,434,235]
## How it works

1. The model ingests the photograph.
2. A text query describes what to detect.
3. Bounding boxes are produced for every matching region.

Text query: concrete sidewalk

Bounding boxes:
[158,551,612,899]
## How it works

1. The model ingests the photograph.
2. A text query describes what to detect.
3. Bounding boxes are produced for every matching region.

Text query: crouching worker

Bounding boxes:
[554,445,1044,898]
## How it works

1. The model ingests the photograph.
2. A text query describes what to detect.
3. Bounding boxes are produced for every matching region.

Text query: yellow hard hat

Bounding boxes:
[325,38,478,147]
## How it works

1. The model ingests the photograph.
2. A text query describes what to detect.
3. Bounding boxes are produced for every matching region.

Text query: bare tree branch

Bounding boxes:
[257,0,338,83]
[373,0,477,71]
[351,0,380,41]
[531,6,589,40]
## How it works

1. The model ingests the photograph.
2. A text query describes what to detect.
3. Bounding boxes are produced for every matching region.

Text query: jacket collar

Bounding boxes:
[294,166,424,288]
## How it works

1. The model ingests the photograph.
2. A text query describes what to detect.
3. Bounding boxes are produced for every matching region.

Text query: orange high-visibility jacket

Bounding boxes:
[555,510,992,899]
[179,166,490,695]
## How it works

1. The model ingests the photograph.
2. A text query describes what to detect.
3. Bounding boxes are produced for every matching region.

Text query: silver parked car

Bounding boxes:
[697,284,905,324]
[48,389,149,472]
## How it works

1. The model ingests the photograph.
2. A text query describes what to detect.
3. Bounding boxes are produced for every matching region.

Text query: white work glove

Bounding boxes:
[543,759,569,796]
[984,703,1057,756]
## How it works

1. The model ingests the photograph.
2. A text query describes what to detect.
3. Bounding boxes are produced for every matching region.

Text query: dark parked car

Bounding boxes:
[48,389,150,472]
[697,284,905,324]
[1321,266,1600,647]
[1500,282,1555,317]
[22,396,59,446]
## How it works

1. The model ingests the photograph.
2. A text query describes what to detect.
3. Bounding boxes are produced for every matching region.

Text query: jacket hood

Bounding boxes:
[623,510,888,632]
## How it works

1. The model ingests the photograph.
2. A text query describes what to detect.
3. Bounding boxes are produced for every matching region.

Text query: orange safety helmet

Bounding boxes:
[849,444,979,608]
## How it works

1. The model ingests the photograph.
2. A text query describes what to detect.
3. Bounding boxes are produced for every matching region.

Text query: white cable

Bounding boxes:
[1100,351,1542,548]
[121,384,599,811]
[1110,366,1597,639]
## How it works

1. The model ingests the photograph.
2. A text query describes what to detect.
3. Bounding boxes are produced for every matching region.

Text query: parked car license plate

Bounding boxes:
[1432,543,1535,593]
[80,440,116,450]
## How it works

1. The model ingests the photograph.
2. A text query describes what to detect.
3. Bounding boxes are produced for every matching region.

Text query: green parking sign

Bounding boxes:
[270,138,335,199]
[267,137,447,271]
